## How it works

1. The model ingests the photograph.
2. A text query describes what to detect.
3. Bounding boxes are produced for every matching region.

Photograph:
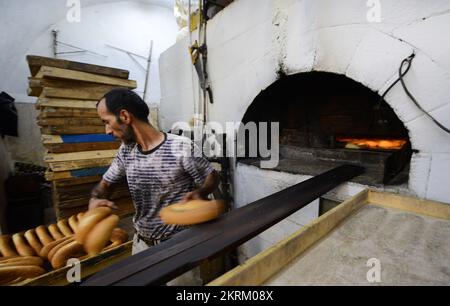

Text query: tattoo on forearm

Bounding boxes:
[201,171,220,196]
[90,180,112,199]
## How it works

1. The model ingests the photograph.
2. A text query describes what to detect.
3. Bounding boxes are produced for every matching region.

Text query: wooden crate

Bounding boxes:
[208,189,450,286]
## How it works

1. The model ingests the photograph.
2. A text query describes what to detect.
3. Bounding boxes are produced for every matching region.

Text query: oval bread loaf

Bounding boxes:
[110,228,128,243]
[3,277,26,285]
[76,212,85,222]
[48,237,75,262]
[57,219,74,236]
[68,215,79,232]
[48,224,65,240]
[103,228,129,251]
[24,229,43,255]
[159,199,226,225]
[0,256,43,266]
[39,236,73,259]
[12,233,36,256]
[83,214,119,256]
[0,235,19,257]
[51,240,84,269]
[35,225,54,246]
[75,207,112,244]
[0,266,46,285]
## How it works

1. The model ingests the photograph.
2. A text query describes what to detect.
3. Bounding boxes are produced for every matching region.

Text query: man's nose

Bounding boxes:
[105,126,112,135]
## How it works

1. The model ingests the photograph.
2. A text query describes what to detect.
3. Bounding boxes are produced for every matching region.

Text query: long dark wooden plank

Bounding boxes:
[82,165,364,286]
[45,141,120,153]
[27,55,130,79]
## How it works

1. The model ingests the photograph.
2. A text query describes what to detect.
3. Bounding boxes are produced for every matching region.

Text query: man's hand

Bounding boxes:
[181,189,208,203]
[89,179,118,210]
[181,170,220,203]
[88,197,118,210]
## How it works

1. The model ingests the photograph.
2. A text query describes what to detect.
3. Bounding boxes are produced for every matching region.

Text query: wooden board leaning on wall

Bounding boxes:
[53,175,104,187]
[37,117,104,126]
[40,87,113,101]
[44,150,118,162]
[28,77,129,97]
[47,158,114,172]
[45,142,120,154]
[41,125,105,135]
[45,166,108,181]
[35,66,137,88]
[39,107,99,118]
[36,97,97,110]
[27,55,130,79]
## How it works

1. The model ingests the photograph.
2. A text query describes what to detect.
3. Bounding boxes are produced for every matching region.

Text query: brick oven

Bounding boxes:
[159,0,450,260]
[239,71,412,186]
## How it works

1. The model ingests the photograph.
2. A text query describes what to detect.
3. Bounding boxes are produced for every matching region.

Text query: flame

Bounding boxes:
[337,137,407,150]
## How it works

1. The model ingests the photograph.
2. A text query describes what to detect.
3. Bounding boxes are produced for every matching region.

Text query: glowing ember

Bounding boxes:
[336,138,407,150]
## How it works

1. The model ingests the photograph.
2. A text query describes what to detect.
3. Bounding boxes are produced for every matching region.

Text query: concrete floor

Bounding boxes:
[266,204,450,285]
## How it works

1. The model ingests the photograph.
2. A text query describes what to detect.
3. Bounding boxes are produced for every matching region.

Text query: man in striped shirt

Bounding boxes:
[89,89,219,258]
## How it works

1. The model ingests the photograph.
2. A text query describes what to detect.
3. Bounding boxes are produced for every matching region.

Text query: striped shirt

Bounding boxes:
[103,133,214,240]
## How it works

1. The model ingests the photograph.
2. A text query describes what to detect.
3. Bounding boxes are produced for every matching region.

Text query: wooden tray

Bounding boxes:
[18,241,132,286]
[208,189,450,286]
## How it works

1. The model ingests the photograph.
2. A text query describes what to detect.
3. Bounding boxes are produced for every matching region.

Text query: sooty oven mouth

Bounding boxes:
[238,72,412,187]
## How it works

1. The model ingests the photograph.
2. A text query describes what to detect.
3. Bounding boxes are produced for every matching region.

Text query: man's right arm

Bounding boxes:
[89,179,118,210]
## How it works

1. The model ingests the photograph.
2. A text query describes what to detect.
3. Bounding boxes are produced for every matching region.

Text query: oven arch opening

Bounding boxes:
[238,71,412,186]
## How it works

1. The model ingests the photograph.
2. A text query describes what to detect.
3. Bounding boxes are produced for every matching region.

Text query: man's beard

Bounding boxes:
[120,123,136,145]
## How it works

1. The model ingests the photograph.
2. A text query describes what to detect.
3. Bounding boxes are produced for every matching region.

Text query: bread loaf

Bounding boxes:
[3,277,26,285]
[0,256,43,267]
[68,215,78,232]
[35,225,54,246]
[84,214,119,256]
[57,219,74,236]
[51,240,84,269]
[24,229,43,255]
[75,207,112,244]
[159,199,226,225]
[0,235,19,257]
[12,233,36,256]
[110,228,128,243]
[0,256,44,266]
[48,224,65,240]
[47,237,75,261]
[39,236,72,259]
[0,266,46,285]
[103,228,129,251]
[76,212,85,222]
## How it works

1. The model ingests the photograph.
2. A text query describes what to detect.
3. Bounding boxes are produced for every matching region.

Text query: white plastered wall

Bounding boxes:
[0,0,178,166]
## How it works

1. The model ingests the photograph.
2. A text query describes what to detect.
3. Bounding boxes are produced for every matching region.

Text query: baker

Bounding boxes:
[89,88,219,259]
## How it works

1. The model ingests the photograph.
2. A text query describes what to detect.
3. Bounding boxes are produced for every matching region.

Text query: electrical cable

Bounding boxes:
[379,53,450,134]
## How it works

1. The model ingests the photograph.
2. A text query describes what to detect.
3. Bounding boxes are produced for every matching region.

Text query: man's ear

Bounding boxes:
[119,109,131,124]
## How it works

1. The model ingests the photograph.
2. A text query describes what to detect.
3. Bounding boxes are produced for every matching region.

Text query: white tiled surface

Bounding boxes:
[408,153,432,199]
[426,153,450,203]
[234,164,322,261]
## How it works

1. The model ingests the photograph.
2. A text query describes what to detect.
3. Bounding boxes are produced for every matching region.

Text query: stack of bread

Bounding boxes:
[0,208,127,285]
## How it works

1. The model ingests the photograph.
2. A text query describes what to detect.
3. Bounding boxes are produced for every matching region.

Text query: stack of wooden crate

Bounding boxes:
[26,55,136,220]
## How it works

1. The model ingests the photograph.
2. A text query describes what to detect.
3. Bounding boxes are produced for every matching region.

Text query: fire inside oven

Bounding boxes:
[239,72,412,186]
